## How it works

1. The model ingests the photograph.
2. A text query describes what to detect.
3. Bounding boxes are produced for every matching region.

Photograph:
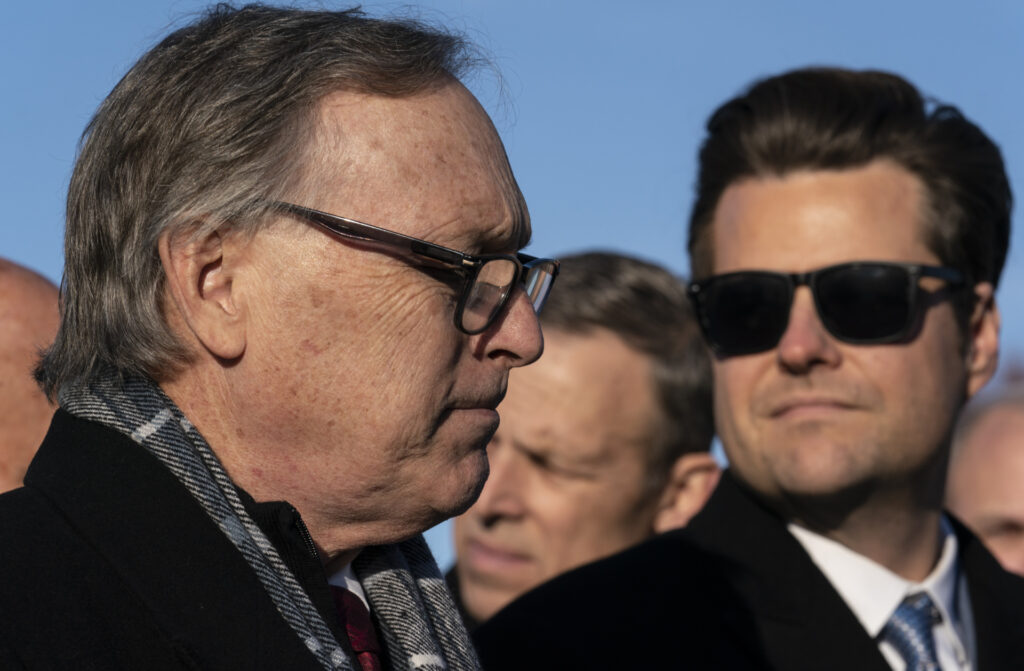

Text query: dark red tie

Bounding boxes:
[330,585,384,671]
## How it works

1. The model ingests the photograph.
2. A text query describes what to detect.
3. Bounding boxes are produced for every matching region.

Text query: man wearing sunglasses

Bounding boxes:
[0,6,557,670]
[475,67,1024,670]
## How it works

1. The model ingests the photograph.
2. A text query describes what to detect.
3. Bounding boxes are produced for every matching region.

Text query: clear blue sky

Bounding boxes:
[4,1,1022,568]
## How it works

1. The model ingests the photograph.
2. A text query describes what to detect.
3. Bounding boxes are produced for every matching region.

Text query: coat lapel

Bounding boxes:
[684,473,891,671]
[951,516,1024,670]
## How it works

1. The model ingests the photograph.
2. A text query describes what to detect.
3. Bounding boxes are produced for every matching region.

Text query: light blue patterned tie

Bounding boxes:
[881,592,942,671]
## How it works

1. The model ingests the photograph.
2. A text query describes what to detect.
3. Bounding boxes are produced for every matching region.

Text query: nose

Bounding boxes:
[472,438,527,527]
[475,287,544,367]
[776,287,842,373]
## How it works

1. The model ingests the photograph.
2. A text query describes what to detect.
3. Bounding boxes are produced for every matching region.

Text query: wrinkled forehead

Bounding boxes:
[297,82,529,250]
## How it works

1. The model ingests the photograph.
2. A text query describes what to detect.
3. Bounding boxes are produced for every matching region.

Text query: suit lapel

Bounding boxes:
[951,516,1024,670]
[685,472,890,671]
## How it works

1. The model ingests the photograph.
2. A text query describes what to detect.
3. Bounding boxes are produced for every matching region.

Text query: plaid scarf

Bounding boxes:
[60,372,480,671]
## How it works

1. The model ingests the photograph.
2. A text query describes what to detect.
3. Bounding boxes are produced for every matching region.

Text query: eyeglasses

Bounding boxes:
[687,261,965,357]
[272,202,559,335]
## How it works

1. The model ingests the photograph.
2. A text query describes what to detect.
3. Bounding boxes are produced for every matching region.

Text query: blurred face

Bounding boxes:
[947,405,1024,576]
[709,161,984,510]
[453,329,664,621]
[0,264,58,493]
[226,83,543,545]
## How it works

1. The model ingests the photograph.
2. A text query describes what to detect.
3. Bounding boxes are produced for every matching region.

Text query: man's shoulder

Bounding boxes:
[0,479,199,668]
[0,409,323,670]
[473,530,762,670]
[472,474,781,671]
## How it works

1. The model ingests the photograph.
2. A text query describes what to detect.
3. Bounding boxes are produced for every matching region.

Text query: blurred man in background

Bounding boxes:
[0,258,58,493]
[449,251,716,628]
[947,388,1024,576]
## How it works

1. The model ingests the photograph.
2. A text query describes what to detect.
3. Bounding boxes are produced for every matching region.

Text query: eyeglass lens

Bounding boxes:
[462,259,519,333]
[696,264,919,356]
[460,258,559,334]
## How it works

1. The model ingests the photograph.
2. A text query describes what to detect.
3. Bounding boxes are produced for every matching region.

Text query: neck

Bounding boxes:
[159,364,380,567]
[794,502,944,581]
[774,470,948,581]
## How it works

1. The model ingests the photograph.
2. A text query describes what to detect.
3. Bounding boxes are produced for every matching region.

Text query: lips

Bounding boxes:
[769,397,857,418]
[462,538,532,574]
[450,383,507,413]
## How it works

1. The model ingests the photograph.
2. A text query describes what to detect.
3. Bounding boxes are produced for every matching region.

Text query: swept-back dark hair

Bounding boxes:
[688,67,1011,326]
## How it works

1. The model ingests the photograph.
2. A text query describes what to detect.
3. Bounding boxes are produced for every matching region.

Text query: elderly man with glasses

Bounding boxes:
[475,67,1024,671]
[0,6,555,670]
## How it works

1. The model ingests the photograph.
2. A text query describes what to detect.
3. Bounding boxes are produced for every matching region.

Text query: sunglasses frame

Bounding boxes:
[687,261,965,357]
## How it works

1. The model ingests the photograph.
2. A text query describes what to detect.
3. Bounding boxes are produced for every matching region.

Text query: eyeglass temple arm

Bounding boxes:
[273,202,476,270]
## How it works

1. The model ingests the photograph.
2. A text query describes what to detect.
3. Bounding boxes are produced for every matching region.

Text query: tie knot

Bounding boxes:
[900,592,942,628]
[881,592,942,671]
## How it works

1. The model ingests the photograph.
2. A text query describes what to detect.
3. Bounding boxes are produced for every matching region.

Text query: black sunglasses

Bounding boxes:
[687,261,965,357]
[273,202,559,335]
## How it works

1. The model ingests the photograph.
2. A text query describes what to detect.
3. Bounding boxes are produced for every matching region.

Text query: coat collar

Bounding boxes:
[686,471,1024,670]
[684,471,891,671]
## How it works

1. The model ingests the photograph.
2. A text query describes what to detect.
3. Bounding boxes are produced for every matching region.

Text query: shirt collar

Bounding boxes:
[327,561,370,612]
[788,516,960,636]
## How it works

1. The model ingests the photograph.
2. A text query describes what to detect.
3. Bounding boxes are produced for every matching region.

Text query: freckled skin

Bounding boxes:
[163,82,544,560]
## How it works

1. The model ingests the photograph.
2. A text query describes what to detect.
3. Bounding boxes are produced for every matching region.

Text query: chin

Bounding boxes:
[454,452,491,514]
[426,450,490,522]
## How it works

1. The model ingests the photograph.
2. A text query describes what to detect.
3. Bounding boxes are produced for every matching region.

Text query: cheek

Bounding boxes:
[364,282,462,367]
[548,480,653,555]
[328,277,461,387]
[870,330,966,439]
[711,357,759,441]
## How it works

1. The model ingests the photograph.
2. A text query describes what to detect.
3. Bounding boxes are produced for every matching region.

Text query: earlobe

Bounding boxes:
[652,452,722,533]
[965,282,999,399]
[158,226,247,361]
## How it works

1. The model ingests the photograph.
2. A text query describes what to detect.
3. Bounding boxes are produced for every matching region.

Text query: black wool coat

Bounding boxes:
[0,410,350,670]
[473,472,1024,670]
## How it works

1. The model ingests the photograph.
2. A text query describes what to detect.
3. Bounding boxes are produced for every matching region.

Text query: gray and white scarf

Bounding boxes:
[60,372,480,671]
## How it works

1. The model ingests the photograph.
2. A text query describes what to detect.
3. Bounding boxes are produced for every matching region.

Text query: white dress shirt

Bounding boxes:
[327,562,371,612]
[788,517,974,671]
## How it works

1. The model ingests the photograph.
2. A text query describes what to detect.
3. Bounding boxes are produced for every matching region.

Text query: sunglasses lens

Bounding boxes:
[697,273,792,355]
[815,265,912,342]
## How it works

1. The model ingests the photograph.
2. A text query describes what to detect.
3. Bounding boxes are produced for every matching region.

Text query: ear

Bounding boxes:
[652,451,721,533]
[964,282,999,399]
[158,226,246,361]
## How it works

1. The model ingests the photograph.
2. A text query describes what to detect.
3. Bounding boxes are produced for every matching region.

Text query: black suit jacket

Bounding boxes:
[0,410,336,669]
[473,471,1024,670]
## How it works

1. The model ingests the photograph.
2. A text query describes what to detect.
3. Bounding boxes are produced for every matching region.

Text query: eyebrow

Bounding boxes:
[476,212,530,256]
[512,438,610,471]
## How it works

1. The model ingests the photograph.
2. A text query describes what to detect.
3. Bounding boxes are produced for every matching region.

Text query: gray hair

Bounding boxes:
[37,3,480,398]
[538,251,714,490]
